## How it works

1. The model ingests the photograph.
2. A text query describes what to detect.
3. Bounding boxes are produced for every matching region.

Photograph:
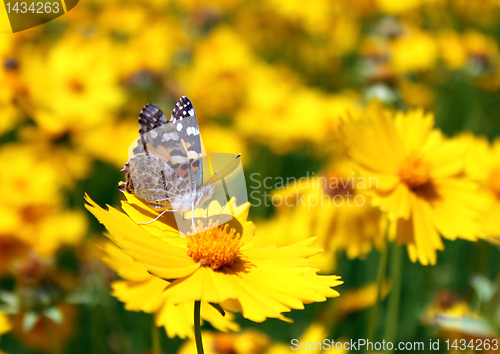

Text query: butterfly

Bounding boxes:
[118,96,239,233]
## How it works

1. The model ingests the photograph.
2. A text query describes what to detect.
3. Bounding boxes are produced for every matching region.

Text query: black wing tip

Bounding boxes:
[176,96,193,107]
[140,103,161,113]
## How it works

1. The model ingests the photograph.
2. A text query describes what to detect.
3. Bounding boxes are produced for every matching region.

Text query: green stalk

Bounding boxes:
[366,233,389,343]
[152,317,161,354]
[194,301,205,354]
[384,243,403,346]
[43,316,61,354]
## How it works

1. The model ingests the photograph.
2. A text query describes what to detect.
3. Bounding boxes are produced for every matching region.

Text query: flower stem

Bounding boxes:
[152,317,161,354]
[384,243,403,345]
[367,233,389,343]
[194,301,205,354]
[43,316,61,354]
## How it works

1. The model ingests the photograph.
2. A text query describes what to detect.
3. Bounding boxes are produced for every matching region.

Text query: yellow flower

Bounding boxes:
[390,28,438,73]
[0,311,11,336]
[375,0,424,14]
[177,27,254,120]
[85,194,342,323]
[100,241,239,338]
[115,20,185,76]
[342,104,488,265]
[463,30,499,73]
[438,31,468,70]
[266,322,349,354]
[462,135,500,239]
[73,119,140,168]
[258,158,385,269]
[21,34,123,136]
[423,292,499,347]
[451,0,500,27]
[177,0,244,12]
[199,125,248,165]
[0,144,87,263]
[236,64,360,153]
[398,80,434,108]
[264,0,332,34]
[335,282,391,319]
[0,69,20,136]
[178,329,270,354]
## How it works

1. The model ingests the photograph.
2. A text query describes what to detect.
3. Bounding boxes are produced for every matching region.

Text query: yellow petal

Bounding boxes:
[85,195,200,279]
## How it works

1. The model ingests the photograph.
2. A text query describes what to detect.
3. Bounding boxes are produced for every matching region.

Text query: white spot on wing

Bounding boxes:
[177,123,183,131]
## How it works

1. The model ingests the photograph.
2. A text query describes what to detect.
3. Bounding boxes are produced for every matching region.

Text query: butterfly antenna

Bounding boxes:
[138,209,177,225]
[207,153,241,184]
[211,195,232,222]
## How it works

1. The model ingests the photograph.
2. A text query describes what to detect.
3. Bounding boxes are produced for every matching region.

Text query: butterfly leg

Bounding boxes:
[191,202,196,234]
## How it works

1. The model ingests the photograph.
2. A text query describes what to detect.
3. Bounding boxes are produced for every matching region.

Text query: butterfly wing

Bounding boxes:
[118,153,190,210]
[119,97,205,211]
[169,96,204,188]
[133,99,203,192]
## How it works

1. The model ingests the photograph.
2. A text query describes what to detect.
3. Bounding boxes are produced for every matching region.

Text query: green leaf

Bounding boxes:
[22,311,40,332]
[43,306,64,325]
[470,274,496,302]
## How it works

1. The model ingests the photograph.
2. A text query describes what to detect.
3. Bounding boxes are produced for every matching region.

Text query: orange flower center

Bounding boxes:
[187,222,241,270]
[488,168,500,198]
[399,155,430,189]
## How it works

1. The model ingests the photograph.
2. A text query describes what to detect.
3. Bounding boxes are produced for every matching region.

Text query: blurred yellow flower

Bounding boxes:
[21,34,123,135]
[375,0,424,14]
[342,104,488,265]
[424,293,499,350]
[462,135,500,238]
[117,20,185,76]
[439,30,499,75]
[177,0,244,12]
[85,194,342,323]
[335,282,391,319]
[200,125,248,164]
[266,322,349,354]
[264,0,332,34]
[100,241,239,338]
[0,144,87,261]
[177,27,254,120]
[178,329,270,354]
[451,0,500,27]
[0,311,11,336]
[262,159,385,268]
[438,31,468,70]
[0,73,20,136]
[463,30,499,72]
[73,119,140,168]
[236,64,360,153]
[398,80,434,108]
[391,29,438,73]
